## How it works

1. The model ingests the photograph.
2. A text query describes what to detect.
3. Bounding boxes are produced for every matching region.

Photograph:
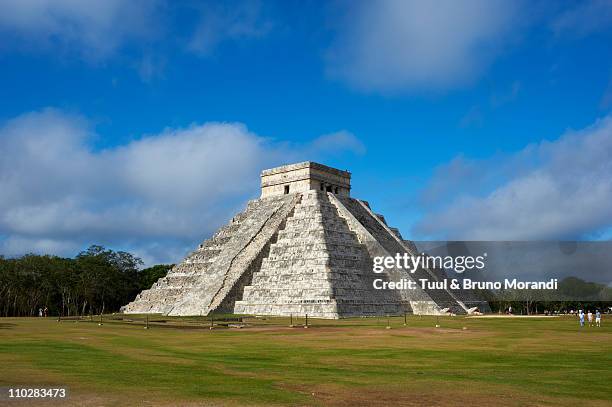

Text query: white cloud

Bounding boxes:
[1,236,81,259]
[0,0,160,60]
[187,0,272,56]
[327,0,523,93]
[414,116,612,240]
[602,78,612,109]
[490,80,522,108]
[308,130,366,156]
[0,0,271,70]
[0,109,363,264]
[551,0,612,38]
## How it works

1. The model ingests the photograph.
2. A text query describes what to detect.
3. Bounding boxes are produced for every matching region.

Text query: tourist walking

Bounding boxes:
[587,311,593,327]
[579,310,585,327]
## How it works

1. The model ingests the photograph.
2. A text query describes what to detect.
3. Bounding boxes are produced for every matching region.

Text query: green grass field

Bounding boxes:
[0,315,610,406]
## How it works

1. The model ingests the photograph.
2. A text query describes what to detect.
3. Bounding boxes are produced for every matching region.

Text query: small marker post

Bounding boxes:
[145,315,149,330]
[386,315,391,329]
[404,312,407,326]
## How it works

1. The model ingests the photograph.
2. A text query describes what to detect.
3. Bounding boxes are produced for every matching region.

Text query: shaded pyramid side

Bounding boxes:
[335,196,468,315]
[328,194,436,315]
[430,265,492,313]
[235,191,406,318]
[405,241,492,313]
[122,194,299,315]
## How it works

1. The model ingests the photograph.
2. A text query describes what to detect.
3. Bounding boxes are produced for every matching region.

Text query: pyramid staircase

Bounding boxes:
[235,191,404,317]
[121,194,299,315]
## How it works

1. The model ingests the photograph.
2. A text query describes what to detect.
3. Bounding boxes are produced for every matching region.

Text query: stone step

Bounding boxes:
[122,194,288,315]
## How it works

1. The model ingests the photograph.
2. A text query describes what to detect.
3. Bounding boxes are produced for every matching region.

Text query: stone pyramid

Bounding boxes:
[122,162,471,318]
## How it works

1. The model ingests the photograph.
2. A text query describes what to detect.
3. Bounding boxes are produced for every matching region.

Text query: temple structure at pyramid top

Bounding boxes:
[260,161,351,197]
[122,161,489,318]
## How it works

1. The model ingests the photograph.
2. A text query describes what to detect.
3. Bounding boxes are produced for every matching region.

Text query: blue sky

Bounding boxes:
[0,0,611,264]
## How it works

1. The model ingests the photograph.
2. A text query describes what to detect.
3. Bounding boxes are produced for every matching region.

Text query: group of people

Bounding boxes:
[37,307,49,317]
[578,310,601,327]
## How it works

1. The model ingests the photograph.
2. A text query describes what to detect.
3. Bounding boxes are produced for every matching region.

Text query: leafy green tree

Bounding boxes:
[0,245,164,317]
[138,264,173,291]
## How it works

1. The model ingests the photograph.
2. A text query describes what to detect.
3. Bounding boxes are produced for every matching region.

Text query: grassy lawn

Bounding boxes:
[0,315,610,406]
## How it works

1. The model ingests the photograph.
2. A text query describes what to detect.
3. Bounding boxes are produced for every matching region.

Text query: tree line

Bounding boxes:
[481,276,612,315]
[0,245,172,317]
[1,245,610,317]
